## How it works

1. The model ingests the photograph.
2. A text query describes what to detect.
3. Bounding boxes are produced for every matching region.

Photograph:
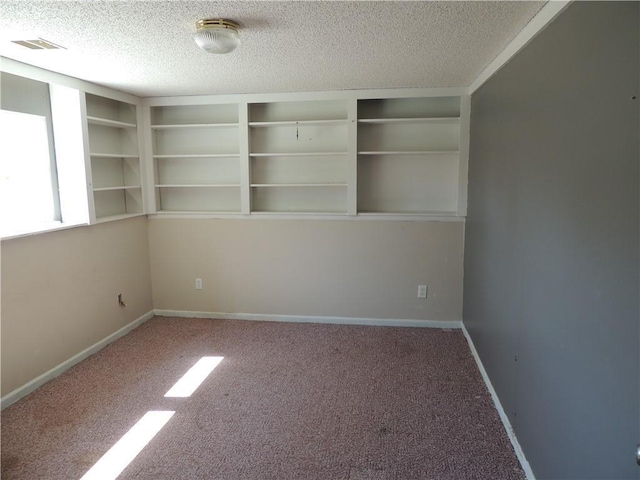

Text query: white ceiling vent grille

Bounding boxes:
[11,38,65,50]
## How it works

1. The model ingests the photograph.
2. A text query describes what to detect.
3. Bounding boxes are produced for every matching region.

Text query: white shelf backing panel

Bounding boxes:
[158,186,241,213]
[94,188,143,218]
[251,154,347,185]
[151,104,238,126]
[250,100,347,122]
[88,124,139,157]
[153,126,239,156]
[91,156,141,189]
[86,93,137,125]
[358,121,460,152]
[156,156,240,186]
[252,185,347,214]
[358,96,460,120]
[250,123,347,155]
[357,153,459,214]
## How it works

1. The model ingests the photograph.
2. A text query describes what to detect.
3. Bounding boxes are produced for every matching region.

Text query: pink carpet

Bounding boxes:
[2,317,524,479]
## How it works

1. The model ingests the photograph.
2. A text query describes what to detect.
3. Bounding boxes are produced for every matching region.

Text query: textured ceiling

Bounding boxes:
[0,1,545,98]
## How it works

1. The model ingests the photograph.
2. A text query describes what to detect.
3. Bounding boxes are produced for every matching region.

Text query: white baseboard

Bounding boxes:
[461,324,535,480]
[154,310,462,329]
[1,310,155,410]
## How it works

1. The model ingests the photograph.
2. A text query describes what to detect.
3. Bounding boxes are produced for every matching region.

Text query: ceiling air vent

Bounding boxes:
[11,38,65,50]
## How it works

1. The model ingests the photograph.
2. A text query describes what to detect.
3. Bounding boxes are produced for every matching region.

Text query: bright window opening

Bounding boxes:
[0,109,59,237]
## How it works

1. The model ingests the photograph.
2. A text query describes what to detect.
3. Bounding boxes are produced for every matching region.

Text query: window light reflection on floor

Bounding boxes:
[165,356,224,398]
[80,410,175,480]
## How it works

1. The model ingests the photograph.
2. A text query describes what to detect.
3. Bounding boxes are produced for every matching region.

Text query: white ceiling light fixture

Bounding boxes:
[193,19,240,54]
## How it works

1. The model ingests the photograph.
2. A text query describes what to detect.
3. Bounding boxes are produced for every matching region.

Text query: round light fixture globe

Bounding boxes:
[193,19,240,54]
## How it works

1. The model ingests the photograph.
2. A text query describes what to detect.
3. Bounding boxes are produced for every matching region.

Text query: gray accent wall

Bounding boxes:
[464,2,639,479]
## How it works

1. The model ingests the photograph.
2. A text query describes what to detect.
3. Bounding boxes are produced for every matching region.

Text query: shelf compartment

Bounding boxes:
[357,152,459,214]
[94,188,143,219]
[357,122,459,153]
[91,156,141,189]
[156,156,239,186]
[358,97,460,120]
[158,186,240,213]
[250,122,347,155]
[250,100,347,123]
[86,94,137,125]
[88,123,138,157]
[151,104,238,126]
[251,185,347,214]
[251,154,347,185]
[153,125,239,157]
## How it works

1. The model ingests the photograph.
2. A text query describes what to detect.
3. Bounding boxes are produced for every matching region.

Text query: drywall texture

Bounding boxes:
[149,218,463,322]
[464,2,639,479]
[1,217,153,395]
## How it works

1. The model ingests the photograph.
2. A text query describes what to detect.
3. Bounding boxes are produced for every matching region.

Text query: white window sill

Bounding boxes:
[1,220,89,241]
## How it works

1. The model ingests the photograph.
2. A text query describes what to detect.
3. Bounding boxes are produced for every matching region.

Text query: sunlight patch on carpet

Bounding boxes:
[80,411,175,480]
[165,356,224,398]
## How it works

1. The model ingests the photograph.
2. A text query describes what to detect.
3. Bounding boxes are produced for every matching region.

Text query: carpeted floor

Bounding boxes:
[1,317,525,479]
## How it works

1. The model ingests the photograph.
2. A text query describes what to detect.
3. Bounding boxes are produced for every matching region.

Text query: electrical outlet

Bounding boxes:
[195,278,203,290]
[417,285,427,299]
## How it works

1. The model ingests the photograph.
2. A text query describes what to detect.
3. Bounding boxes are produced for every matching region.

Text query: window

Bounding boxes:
[0,109,60,237]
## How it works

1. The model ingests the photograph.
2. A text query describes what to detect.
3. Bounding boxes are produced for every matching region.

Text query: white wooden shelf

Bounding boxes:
[250,183,347,188]
[95,213,145,223]
[155,210,240,215]
[250,152,347,158]
[249,119,347,127]
[85,93,144,223]
[358,211,458,216]
[156,184,240,188]
[358,150,459,156]
[151,123,239,129]
[153,153,240,159]
[358,117,460,124]
[87,116,136,128]
[90,153,139,159]
[146,94,468,217]
[250,211,348,216]
[93,186,141,192]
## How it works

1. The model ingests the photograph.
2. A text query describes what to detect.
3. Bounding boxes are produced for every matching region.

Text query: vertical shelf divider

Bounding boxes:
[138,105,153,214]
[79,92,97,224]
[239,102,251,215]
[458,95,471,217]
[347,98,358,216]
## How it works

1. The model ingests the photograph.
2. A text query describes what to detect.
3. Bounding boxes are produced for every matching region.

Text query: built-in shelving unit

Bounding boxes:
[248,100,349,214]
[143,92,469,219]
[150,104,241,213]
[85,93,143,222]
[357,97,461,215]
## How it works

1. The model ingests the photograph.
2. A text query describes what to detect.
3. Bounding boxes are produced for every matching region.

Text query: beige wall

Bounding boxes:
[1,216,153,394]
[149,218,464,322]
